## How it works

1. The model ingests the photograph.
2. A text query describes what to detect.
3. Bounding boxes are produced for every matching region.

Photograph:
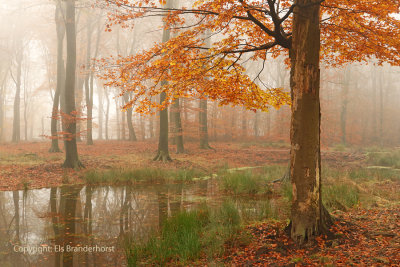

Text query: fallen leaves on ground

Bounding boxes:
[223,207,400,266]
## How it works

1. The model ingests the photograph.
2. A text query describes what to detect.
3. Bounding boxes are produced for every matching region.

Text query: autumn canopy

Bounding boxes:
[99,0,400,113]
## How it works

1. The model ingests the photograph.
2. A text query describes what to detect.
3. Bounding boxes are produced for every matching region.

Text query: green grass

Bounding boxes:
[0,153,45,165]
[323,183,359,211]
[83,167,205,184]
[220,170,270,195]
[367,150,400,168]
[125,201,247,266]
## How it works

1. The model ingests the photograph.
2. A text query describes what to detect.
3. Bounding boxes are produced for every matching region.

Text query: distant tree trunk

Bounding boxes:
[75,75,84,142]
[154,0,172,161]
[105,87,110,140]
[173,98,184,153]
[0,76,5,142]
[371,65,377,144]
[86,18,101,145]
[288,0,332,244]
[49,4,65,153]
[12,49,22,143]
[121,105,126,140]
[199,98,212,149]
[149,114,154,139]
[115,98,121,140]
[241,108,247,138]
[124,93,137,141]
[212,101,217,140]
[265,111,271,138]
[378,68,384,147]
[340,66,350,145]
[254,110,259,138]
[63,0,83,169]
[140,115,146,140]
[154,89,171,161]
[84,15,93,145]
[98,83,103,140]
[23,82,28,141]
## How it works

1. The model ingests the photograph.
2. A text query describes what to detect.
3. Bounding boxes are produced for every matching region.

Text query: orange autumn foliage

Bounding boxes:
[98,0,400,113]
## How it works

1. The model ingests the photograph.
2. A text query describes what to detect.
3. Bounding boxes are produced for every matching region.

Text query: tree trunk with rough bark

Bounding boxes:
[63,0,83,169]
[288,0,332,244]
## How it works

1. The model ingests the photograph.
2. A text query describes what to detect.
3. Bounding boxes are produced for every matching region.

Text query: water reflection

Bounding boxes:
[0,181,214,266]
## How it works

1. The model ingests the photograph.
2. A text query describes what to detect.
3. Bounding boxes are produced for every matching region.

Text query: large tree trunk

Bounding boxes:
[12,49,22,143]
[289,0,332,244]
[63,0,83,169]
[50,4,64,152]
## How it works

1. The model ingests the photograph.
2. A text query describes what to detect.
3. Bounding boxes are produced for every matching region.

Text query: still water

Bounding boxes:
[0,180,276,266]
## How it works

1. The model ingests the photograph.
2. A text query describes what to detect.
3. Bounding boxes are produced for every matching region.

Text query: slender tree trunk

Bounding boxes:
[371,66,377,144]
[154,90,171,161]
[173,98,184,153]
[12,49,22,143]
[154,0,172,161]
[84,15,93,145]
[0,77,5,142]
[149,113,154,139]
[124,93,137,141]
[75,74,84,142]
[98,82,103,140]
[23,83,28,141]
[140,115,146,140]
[199,98,212,149]
[121,104,126,140]
[105,88,110,140]
[241,108,247,138]
[116,98,121,140]
[288,0,332,244]
[340,67,350,145]
[50,4,64,152]
[63,0,83,169]
[378,68,384,147]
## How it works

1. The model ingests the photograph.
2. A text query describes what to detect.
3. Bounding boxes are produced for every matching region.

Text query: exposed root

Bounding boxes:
[153,151,172,162]
[63,160,85,170]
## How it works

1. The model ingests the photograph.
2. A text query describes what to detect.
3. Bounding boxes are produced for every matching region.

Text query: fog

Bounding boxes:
[0,0,399,148]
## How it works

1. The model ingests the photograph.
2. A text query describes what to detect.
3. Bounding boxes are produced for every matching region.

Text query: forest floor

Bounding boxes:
[0,141,399,265]
[0,140,365,190]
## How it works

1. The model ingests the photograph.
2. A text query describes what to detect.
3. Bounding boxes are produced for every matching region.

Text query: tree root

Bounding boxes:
[153,151,172,162]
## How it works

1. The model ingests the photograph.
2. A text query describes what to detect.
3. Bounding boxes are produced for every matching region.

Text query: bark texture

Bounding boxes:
[63,0,83,169]
[289,0,332,244]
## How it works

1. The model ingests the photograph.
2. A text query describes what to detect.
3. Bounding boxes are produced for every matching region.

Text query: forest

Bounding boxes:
[0,0,399,266]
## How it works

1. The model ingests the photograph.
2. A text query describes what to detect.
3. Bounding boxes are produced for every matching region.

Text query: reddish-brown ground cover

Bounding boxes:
[0,140,365,191]
[224,207,400,266]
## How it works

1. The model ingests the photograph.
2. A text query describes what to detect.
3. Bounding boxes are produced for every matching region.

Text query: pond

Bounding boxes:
[0,180,279,266]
